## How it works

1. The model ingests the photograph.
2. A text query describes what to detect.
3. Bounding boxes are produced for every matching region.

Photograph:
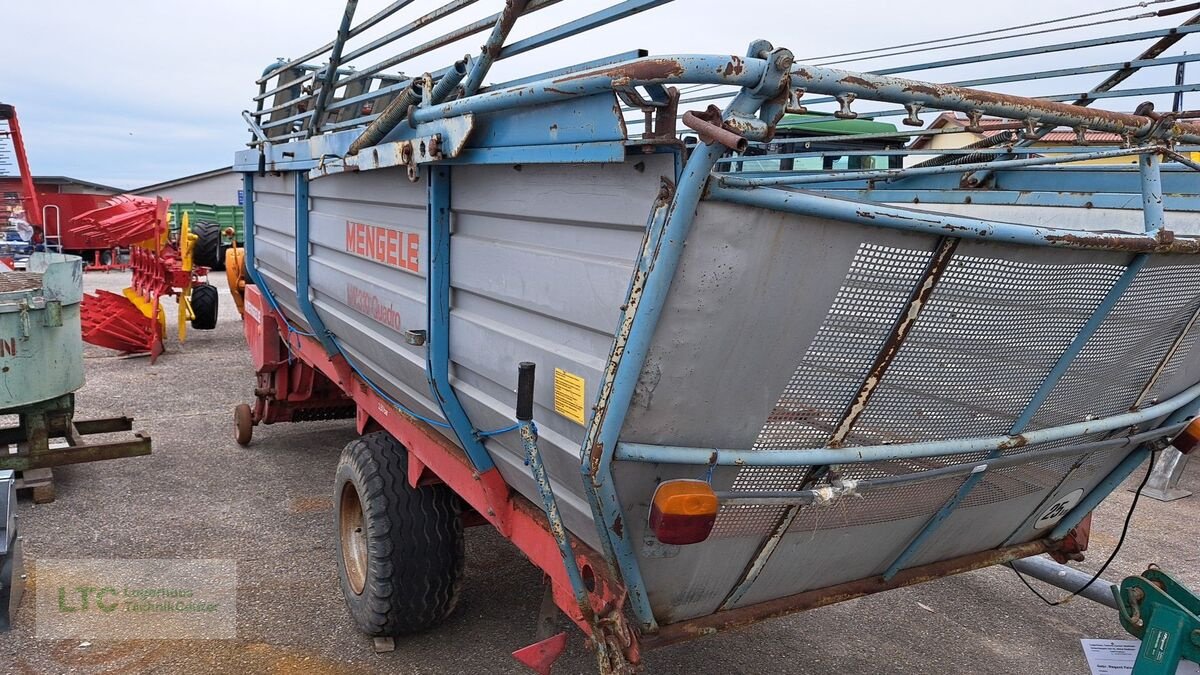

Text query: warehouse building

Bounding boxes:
[132,166,243,206]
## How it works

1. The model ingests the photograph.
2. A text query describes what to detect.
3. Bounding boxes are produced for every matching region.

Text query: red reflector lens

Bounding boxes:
[649,479,718,545]
[1172,417,1200,455]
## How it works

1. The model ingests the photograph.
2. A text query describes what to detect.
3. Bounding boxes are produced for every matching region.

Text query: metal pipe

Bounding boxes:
[1140,152,1167,232]
[787,64,1200,144]
[410,54,768,126]
[719,147,1158,187]
[461,0,529,97]
[706,183,1200,253]
[614,382,1200,467]
[682,110,748,151]
[1009,557,1120,610]
[309,0,359,136]
[712,423,1186,506]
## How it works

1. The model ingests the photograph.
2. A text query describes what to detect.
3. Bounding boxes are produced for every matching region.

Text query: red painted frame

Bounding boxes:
[241,286,636,660]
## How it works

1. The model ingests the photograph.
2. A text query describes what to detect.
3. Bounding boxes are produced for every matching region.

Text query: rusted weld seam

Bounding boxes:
[829,237,960,447]
[1133,300,1200,409]
[719,236,959,609]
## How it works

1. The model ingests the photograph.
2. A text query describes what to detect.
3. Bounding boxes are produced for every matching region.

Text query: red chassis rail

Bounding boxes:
[242,286,637,662]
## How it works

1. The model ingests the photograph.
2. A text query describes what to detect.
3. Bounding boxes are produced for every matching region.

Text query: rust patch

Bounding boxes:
[555,58,685,85]
[722,56,745,77]
[1044,228,1200,253]
[840,75,878,91]
[612,516,624,538]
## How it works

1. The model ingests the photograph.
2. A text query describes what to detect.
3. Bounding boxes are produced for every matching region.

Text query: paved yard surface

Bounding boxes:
[5,270,1198,674]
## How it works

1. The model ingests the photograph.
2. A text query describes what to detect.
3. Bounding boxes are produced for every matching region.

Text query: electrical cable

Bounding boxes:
[1007,450,1158,606]
[804,0,1187,65]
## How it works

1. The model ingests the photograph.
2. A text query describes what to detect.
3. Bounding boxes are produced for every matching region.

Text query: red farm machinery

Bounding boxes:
[74,199,219,360]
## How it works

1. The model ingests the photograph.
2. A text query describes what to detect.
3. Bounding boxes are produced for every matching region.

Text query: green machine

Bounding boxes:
[167,202,244,271]
[1116,567,1200,675]
[0,253,151,501]
[0,253,151,631]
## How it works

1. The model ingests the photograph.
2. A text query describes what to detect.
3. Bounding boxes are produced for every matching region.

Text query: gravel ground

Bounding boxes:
[4,270,1198,674]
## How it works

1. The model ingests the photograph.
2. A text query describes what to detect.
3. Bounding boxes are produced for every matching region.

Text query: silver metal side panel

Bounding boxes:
[250,155,675,551]
[613,201,1200,623]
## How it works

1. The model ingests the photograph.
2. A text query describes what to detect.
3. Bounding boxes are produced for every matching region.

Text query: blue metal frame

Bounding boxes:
[425,165,496,473]
[236,2,1200,641]
[293,173,338,354]
[577,41,794,631]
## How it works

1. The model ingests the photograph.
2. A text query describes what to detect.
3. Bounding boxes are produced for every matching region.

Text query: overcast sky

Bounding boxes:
[4,0,1197,189]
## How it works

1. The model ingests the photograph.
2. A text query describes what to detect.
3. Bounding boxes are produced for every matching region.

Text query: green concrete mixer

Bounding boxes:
[0,252,152,632]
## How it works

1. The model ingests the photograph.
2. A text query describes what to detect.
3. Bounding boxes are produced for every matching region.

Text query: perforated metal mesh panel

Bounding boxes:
[751,243,933,451]
[845,254,1124,446]
[1032,263,1200,430]
[726,243,1181,540]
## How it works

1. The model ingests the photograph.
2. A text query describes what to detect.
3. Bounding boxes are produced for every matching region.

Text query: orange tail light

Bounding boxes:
[649,479,718,545]
[1172,416,1200,455]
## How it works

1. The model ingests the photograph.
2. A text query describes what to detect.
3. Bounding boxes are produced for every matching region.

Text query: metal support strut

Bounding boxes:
[425,165,496,473]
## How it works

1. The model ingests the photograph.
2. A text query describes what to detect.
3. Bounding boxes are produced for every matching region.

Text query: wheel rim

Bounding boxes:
[339,482,368,595]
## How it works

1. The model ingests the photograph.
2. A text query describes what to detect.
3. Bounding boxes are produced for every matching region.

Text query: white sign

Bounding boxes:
[1082,639,1200,675]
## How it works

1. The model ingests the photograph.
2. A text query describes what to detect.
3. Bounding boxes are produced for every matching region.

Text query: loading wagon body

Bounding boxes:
[233,2,1200,670]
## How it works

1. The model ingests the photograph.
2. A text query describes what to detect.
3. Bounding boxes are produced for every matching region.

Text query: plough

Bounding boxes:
[75,196,219,360]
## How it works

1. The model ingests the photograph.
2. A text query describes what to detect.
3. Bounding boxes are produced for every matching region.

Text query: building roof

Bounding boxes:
[0,175,122,193]
[131,166,233,195]
[908,112,1123,149]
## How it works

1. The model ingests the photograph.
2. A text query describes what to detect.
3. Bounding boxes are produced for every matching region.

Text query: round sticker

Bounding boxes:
[1033,488,1085,530]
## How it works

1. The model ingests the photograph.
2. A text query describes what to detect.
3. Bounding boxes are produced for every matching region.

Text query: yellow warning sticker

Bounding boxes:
[553,368,587,425]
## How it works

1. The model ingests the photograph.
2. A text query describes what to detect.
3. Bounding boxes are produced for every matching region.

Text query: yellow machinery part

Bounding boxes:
[225,238,246,316]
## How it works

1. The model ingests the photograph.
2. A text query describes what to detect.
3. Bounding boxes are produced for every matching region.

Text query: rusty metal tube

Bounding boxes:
[682,110,748,152]
[789,64,1200,144]
[347,80,423,155]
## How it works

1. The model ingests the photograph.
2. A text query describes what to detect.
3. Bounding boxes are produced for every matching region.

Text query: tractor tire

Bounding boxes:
[190,283,219,329]
[335,432,464,637]
[191,220,224,270]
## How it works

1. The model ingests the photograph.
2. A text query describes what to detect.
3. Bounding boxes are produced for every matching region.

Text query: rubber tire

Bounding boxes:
[334,432,464,637]
[191,220,224,270]
[190,283,219,329]
[233,403,253,446]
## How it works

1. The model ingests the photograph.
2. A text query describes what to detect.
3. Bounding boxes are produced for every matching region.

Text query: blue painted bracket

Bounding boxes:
[293,173,339,355]
[425,165,496,473]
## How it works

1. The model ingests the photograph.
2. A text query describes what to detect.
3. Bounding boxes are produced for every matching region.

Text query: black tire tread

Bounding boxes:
[191,220,223,270]
[190,283,219,330]
[335,432,464,636]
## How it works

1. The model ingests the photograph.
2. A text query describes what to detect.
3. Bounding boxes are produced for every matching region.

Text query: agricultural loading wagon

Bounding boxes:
[233,2,1200,672]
